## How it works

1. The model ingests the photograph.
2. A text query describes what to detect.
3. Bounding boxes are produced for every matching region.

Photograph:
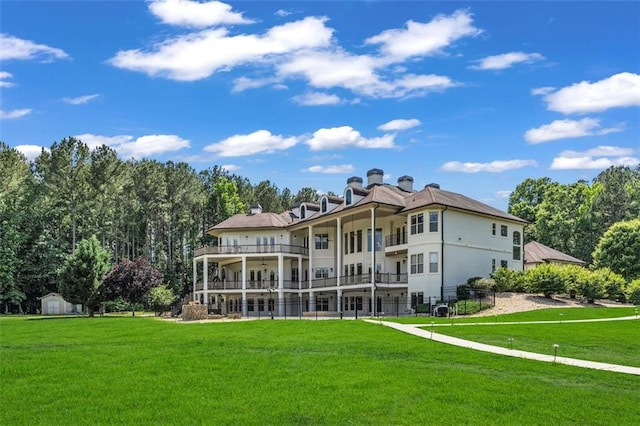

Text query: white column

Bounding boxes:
[337,288,342,314]
[203,258,208,289]
[192,258,197,302]
[278,253,285,316]
[371,287,376,316]
[309,291,315,312]
[336,217,342,287]
[370,207,376,283]
[241,256,247,316]
[298,256,303,290]
[308,225,313,290]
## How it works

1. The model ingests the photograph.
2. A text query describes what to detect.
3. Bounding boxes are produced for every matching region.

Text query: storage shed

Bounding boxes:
[39,293,83,315]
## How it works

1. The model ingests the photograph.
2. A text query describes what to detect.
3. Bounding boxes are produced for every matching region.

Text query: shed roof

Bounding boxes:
[524,241,587,265]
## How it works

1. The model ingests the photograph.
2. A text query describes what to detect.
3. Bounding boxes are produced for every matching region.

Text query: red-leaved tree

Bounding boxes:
[101,257,164,316]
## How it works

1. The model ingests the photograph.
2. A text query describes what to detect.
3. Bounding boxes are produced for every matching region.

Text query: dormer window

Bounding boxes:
[321,197,328,213]
[345,189,352,206]
[301,205,306,219]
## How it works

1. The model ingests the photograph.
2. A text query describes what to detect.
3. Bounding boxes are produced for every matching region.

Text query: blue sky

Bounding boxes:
[1,0,639,210]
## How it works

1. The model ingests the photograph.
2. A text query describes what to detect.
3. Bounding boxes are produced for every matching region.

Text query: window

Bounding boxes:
[258,299,265,312]
[268,298,275,312]
[356,230,362,252]
[492,259,496,272]
[492,223,496,236]
[247,299,254,312]
[429,252,439,273]
[513,246,521,261]
[501,260,508,268]
[314,267,329,279]
[300,205,306,219]
[344,233,348,254]
[501,225,508,237]
[349,231,355,254]
[411,292,424,309]
[315,234,329,250]
[429,212,438,232]
[410,253,424,274]
[316,297,329,311]
[513,231,521,245]
[367,228,383,251]
[411,213,424,235]
[321,197,327,213]
[345,189,352,205]
[291,268,299,283]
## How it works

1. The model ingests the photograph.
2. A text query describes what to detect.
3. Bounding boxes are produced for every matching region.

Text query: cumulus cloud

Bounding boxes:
[440,159,537,173]
[0,33,68,61]
[524,118,623,144]
[292,92,341,106]
[0,71,14,87]
[14,144,47,161]
[531,86,555,96]
[378,118,421,132]
[470,52,544,70]
[63,94,100,105]
[221,164,240,172]
[0,108,32,119]
[204,130,298,157]
[302,164,355,174]
[542,72,640,114]
[365,10,481,61]
[109,16,333,81]
[495,190,512,198]
[148,0,253,27]
[275,9,293,17]
[306,126,395,150]
[75,133,190,158]
[550,145,638,170]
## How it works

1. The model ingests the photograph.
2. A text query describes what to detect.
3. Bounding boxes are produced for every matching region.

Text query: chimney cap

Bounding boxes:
[366,168,384,176]
[397,175,414,182]
[347,176,363,184]
[425,183,440,189]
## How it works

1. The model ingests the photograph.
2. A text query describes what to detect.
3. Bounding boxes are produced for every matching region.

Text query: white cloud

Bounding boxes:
[0,71,14,87]
[302,164,355,174]
[232,76,282,92]
[14,144,47,161]
[221,164,240,172]
[542,72,640,114]
[292,92,341,106]
[148,0,253,28]
[531,86,555,96]
[275,9,292,17]
[495,190,512,198]
[551,156,639,170]
[365,10,481,61]
[204,130,298,157]
[0,108,32,119]
[440,159,537,173]
[378,118,421,132]
[109,16,333,81]
[75,133,190,158]
[470,52,544,70]
[0,33,68,61]
[306,126,395,151]
[63,94,100,105]
[524,118,623,144]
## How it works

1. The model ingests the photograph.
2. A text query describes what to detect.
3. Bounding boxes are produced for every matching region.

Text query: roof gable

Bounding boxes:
[524,241,586,265]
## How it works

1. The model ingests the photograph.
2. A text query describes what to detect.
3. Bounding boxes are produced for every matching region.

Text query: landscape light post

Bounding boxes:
[553,344,559,363]
[508,337,514,350]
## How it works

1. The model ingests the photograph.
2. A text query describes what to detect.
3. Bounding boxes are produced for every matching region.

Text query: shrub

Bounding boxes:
[574,269,604,304]
[523,264,566,298]
[456,285,471,301]
[593,268,627,302]
[491,268,518,292]
[104,297,129,313]
[626,279,640,305]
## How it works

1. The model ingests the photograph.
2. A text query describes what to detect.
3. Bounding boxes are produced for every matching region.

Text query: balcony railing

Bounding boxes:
[195,244,309,257]
[385,232,407,247]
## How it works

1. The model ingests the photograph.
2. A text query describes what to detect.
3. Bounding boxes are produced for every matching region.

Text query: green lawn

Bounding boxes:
[430,319,640,367]
[1,317,639,425]
[386,306,638,324]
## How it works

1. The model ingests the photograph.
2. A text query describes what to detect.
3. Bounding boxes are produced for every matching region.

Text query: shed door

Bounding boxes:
[47,300,60,314]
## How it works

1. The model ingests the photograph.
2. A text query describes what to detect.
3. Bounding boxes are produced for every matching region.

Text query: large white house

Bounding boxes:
[193,168,526,317]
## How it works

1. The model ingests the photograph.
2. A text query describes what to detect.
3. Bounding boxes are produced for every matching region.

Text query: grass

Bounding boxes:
[385,306,639,324]
[1,316,639,425]
[430,319,640,367]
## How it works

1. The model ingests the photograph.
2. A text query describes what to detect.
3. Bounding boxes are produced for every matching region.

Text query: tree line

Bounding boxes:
[0,138,321,314]
[508,166,640,264]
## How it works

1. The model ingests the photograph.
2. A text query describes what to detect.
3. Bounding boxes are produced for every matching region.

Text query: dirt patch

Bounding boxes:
[470,292,624,317]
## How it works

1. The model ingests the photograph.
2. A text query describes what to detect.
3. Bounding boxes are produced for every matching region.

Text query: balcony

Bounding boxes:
[195,244,309,257]
[385,232,407,247]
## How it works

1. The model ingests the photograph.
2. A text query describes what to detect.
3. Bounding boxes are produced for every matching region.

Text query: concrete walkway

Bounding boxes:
[399,314,640,328]
[367,319,640,376]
